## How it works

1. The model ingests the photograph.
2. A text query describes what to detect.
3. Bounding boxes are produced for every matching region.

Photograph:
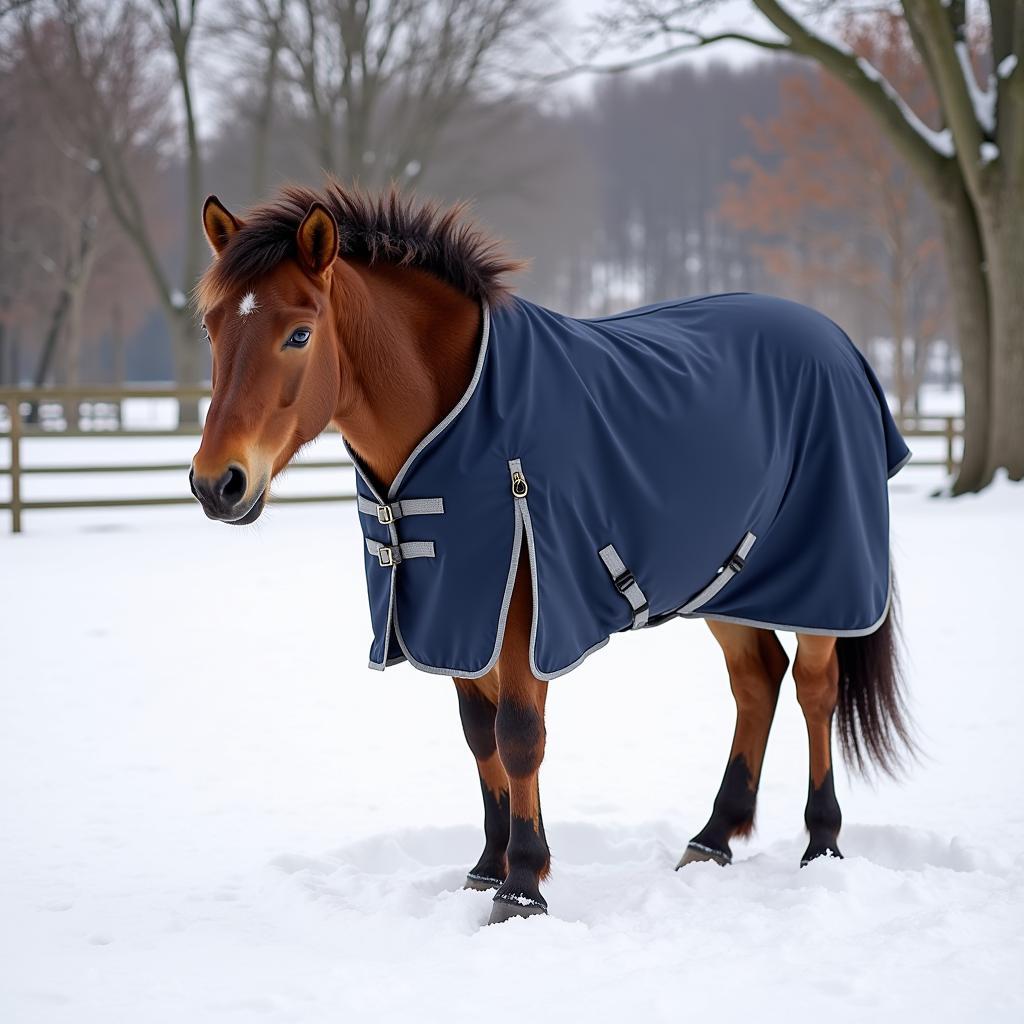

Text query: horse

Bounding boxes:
[191,181,914,925]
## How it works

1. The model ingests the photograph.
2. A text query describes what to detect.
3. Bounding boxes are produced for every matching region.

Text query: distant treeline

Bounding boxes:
[0,3,949,412]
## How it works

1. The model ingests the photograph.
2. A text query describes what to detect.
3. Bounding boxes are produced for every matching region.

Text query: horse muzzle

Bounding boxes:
[189,464,266,525]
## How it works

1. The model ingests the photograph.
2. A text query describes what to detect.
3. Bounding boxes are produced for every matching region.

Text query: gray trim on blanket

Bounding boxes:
[888,449,913,479]
[392,494,523,678]
[365,548,398,671]
[367,654,408,671]
[678,531,756,615]
[513,459,610,680]
[682,572,895,637]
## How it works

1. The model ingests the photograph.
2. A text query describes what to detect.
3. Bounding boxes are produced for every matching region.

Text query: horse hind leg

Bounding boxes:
[679,622,788,868]
[793,633,843,866]
[454,674,510,891]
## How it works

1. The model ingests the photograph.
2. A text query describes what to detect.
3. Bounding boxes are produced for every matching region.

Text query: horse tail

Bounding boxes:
[835,571,915,777]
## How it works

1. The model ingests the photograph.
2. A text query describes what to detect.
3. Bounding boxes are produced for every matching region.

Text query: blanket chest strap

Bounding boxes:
[357,495,445,524]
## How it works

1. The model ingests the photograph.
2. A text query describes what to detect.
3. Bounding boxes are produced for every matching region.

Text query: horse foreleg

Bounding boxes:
[454,673,510,891]
[489,557,550,924]
[793,633,843,866]
[679,621,788,867]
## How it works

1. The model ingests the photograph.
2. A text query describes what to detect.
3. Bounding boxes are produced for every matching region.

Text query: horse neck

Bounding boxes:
[330,261,482,488]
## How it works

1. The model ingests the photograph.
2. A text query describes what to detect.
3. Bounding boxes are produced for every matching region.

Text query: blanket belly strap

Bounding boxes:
[598,544,650,629]
[678,531,757,616]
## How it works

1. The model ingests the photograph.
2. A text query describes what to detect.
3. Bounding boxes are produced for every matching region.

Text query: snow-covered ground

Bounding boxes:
[1,453,1022,1023]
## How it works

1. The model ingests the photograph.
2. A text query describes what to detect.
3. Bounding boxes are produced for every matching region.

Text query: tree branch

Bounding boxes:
[902,0,987,194]
[747,0,951,189]
[538,27,787,82]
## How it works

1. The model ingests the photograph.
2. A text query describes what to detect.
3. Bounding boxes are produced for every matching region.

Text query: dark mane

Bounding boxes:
[196,180,523,312]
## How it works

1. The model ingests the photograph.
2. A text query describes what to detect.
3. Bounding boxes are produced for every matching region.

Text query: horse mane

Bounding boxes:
[196,180,523,313]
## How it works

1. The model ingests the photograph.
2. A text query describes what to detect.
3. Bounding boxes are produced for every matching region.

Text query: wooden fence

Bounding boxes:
[0,386,355,534]
[0,386,963,534]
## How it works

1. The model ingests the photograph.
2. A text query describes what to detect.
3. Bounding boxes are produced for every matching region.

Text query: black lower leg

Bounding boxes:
[683,629,787,869]
[794,638,843,867]
[455,680,510,887]
[491,694,549,918]
[802,767,843,865]
[494,796,549,913]
[467,779,509,885]
[686,753,757,864]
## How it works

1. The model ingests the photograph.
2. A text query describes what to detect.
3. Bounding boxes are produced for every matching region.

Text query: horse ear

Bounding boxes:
[202,195,242,256]
[296,202,339,276]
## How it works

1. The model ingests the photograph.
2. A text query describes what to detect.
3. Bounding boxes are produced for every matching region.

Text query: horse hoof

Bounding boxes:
[464,873,502,892]
[676,842,731,869]
[800,845,843,867]
[487,898,548,925]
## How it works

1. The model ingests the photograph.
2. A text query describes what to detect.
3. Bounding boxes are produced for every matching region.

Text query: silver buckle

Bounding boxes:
[376,503,394,525]
[377,545,395,567]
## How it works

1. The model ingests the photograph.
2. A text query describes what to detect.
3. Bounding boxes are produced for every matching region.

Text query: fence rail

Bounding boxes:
[1,387,963,534]
[0,386,355,534]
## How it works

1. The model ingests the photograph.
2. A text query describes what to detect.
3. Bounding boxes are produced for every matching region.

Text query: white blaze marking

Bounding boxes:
[238,291,258,317]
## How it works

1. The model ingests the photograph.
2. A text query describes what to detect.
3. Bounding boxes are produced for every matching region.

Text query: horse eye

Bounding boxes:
[286,328,311,348]
[201,324,210,343]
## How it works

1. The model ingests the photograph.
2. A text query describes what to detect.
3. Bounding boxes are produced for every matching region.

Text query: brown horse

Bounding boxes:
[191,182,913,924]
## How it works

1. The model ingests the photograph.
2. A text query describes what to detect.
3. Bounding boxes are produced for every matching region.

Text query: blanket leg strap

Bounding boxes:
[598,545,650,629]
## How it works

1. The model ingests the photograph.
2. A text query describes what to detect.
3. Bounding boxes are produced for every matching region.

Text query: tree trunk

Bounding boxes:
[934,179,991,494]
[169,308,204,426]
[985,194,1024,480]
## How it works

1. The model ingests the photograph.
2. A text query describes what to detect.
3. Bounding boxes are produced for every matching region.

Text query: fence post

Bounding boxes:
[6,395,22,532]
[9,398,22,533]
[945,416,955,477]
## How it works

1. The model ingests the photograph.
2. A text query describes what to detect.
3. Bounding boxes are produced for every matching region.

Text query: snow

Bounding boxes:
[856,58,955,157]
[981,142,1000,165]
[954,40,995,134]
[2,452,1023,1023]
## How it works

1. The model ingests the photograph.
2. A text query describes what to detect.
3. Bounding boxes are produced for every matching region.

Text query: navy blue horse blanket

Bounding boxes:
[350,292,910,679]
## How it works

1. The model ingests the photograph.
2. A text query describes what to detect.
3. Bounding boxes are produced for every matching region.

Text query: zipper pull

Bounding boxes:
[509,462,529,498]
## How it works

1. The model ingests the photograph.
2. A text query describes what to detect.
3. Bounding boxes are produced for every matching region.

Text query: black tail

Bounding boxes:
[835,573,915,777]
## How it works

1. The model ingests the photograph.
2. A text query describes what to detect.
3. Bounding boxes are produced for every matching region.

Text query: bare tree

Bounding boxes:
[209,0,291,197]
[18,0,208,421]
[589,1,1022,493]
[719,25,948,417]
[284,0,544,186]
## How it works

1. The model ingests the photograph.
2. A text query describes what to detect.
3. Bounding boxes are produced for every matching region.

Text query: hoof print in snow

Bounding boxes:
[676,842,732,869]
[487,897,547,925]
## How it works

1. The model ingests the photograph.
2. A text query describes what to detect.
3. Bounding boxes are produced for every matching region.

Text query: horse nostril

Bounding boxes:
[218,465,247,505]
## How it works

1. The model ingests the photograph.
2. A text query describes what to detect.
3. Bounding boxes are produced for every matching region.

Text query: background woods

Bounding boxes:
[608,0,1022,492]
[1,1,1013,490]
